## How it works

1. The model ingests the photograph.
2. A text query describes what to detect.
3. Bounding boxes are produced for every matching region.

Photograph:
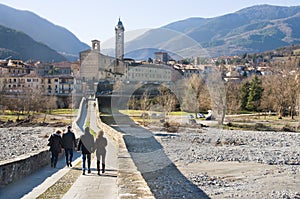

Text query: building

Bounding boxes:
[123,63,172,83]
[115,18,125,61]
[155,52,169,64]
[0,59,75,108]
[77,19,126,95]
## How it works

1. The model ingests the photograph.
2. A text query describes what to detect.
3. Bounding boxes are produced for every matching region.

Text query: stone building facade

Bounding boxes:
[77,19,126,95]
[0,60,74,108]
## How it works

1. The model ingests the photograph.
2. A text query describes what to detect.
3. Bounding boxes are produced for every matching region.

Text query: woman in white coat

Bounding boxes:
[94,130,107,175]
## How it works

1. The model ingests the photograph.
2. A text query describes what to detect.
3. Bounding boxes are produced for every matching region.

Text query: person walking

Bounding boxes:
[94,130,107,175]
[77,127,94,175]
[48,129,63,168]
[62,125,77,167]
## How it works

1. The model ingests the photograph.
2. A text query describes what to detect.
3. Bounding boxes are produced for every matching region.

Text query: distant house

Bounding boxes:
[154,52,169,64]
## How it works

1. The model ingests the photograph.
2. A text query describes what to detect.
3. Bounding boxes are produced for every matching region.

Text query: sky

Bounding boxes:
[1,0,300,46]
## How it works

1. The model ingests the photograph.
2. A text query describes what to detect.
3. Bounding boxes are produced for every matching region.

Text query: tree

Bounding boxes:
[41,95,57,123]
[181,75,200,115]
[181,74,211,116]
[240,80,250,110]
[226,81,241,114]
[140,90,152,112]
[157,84,177,119]
[205,67,226,125]
[246,75,264,111]
[261,68,299,118]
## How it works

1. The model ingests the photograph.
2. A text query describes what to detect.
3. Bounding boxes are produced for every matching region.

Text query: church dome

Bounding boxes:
[115,18,125,31]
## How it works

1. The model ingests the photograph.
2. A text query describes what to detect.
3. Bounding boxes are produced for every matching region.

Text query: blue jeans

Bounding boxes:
[82,153,91,171]
[64,148,73,164]
[51,151,59,168]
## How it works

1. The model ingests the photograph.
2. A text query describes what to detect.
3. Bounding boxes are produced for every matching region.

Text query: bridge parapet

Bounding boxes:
[72,97,87,138]
[94,99,155,198]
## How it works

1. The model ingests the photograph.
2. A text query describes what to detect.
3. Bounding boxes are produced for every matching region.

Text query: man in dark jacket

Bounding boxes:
[62,126,77,167]
[77,127,94,175]
[48,129,63,168]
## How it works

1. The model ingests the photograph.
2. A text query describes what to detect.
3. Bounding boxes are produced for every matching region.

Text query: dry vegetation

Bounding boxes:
[0,109,76,128]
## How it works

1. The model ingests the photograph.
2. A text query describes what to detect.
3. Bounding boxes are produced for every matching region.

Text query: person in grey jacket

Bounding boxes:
[94,130,107,175]
[77,127,94,175]
[62,126,77,167]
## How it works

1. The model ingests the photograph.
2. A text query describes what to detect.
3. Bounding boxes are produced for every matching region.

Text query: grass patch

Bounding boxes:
[36,163,82,199]
[168,111,187,116]
[83,121,97,137]
[225,114,300,132]
[0,115,27,122]
[51,109,77,115]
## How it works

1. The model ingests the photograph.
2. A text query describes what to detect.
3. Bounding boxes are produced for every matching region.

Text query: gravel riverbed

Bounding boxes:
[1,125,299,199]
[0,127,57,162]
[152,126,300,199]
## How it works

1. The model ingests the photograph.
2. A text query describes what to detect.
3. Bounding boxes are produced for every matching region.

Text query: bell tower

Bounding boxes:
[115,18,125,60]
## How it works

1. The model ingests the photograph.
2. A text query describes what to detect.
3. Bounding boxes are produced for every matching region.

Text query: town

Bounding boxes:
[1,19,299,117]
[1,3,300,198]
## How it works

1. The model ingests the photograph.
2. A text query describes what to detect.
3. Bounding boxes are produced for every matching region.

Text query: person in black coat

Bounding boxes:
[77,127,94,175]
[48,129,63,168]
[62,126,77,167]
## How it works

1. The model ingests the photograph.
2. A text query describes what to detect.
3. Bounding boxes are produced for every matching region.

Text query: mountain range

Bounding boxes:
[125,4,300,59]
[0,4,300,62]
[0,3,89,61]
[0,25,67,62]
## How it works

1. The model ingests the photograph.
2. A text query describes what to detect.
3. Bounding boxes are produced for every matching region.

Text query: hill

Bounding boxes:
[125,5,300,59]
[0,3,89,60]
[0,25,67,62]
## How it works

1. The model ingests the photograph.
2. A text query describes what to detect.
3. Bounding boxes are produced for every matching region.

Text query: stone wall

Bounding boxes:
[0,98,85,187]
[0,149,50,187]
[94,98,155,198]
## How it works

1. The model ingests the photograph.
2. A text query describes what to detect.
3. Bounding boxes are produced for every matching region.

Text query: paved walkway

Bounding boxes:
[63,98,118,199]
[0,98,119,199]
[63,99,118,199]
[0,152,81,199]
[62,139,118,199]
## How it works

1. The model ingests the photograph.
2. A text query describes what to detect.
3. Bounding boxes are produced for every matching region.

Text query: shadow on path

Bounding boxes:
[101,113,210,199]
[0,152,80,199]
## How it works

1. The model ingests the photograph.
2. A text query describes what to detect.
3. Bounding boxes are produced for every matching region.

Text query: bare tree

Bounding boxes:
[181,77,199,114]
[206,67,227,125]
[226,81,241,114]
[181,74,212,116]
[140,91,152,112]
[262,68,299,119]
[158,84,177,120]
[41,95,57,123]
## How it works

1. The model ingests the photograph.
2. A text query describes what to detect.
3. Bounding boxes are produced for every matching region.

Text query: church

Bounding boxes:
[76,18,173,97]
[77,18,126,94]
